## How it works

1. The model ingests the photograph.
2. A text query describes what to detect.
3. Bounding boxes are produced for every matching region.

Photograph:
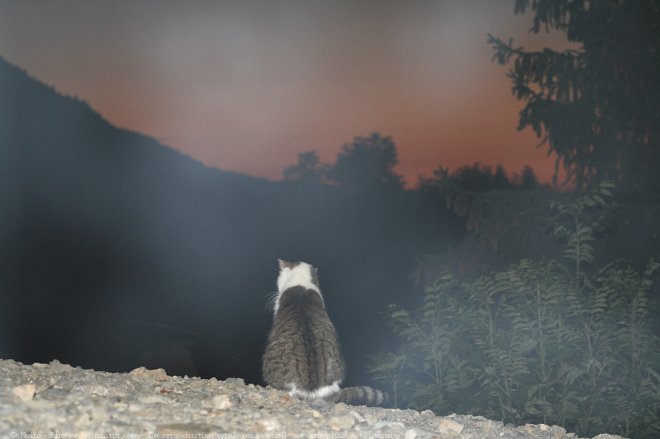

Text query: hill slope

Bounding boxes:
[0,56,461,386]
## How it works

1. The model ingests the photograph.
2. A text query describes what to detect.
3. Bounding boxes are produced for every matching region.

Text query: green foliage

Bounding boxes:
[371,185,660,438]
[418,166,558,275]
[367,351,408,409]
[550,181,616,276]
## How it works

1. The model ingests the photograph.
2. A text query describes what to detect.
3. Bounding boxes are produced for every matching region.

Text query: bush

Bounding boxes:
[371,183,660,439]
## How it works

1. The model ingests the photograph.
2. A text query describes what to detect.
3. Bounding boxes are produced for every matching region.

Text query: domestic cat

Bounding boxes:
[262,259,387,406]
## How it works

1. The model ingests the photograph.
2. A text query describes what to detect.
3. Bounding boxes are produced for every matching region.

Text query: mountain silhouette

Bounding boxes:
[0,56,462,385]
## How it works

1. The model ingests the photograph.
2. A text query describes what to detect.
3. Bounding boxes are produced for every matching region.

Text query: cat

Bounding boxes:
[262,259,387,406]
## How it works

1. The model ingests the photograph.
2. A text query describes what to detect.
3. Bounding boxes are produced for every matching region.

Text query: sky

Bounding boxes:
[0,0,575,186]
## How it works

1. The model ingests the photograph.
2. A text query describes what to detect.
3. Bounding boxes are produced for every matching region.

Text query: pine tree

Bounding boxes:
[489,0,660,193]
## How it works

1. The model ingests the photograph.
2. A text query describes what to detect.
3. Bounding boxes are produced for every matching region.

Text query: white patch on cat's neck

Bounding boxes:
[274,262,323,314]
[277,262,319,293]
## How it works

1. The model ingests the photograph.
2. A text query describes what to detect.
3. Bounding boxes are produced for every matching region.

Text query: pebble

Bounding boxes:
[351,410,366,423]
[437,417,464,434]
[211,394,233,410]
[128,367,168,381]
[157,423,214,434]
[257,417,281,432]
[140,395,171,404]
[12,384,36,402]
[307,409,322,418]
[373,421,405,430]
[420,409,435,418]
[329,414,355,430]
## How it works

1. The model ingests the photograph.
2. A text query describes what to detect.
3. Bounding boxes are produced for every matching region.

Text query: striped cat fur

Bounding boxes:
[262,260,387,407]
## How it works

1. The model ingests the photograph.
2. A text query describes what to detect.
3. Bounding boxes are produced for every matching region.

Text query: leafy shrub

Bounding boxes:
[371,183,659,439]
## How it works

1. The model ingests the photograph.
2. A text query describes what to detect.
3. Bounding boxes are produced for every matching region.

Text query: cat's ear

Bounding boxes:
[311,265,319,287]
[278,259,290,270]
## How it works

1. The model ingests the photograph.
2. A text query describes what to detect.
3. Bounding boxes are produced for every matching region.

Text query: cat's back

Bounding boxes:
[262,285,344,392]
[276,285,326,320]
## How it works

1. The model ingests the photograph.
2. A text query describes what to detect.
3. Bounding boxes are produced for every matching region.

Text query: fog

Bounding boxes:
[0,57,465,386]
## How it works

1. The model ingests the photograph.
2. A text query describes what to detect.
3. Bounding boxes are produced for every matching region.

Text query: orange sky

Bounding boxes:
[0,0,574,186]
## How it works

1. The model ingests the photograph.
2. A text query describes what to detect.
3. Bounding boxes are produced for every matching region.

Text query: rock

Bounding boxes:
[329,414,355,430]
[157,423,215,434]
[12,384,36,402]
[38,387,69,400]
[256,417,281,432]
[129,367,168,381]
[77,384,109,396]
[308,399,333,411]
[550,425,567,435]
[49,359,75,372]
[74,405,110,427]
[307,409,322,418]
[373,421,405,430]
[211,394,233,410]
[411,428,442,439]
[436,417,464,434]
[361,411,380,425]
[139,395,171,405]
[351,410,367,424]
[420,409,435,418]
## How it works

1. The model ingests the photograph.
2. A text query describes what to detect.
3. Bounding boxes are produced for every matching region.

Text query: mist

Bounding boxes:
[0,58,464,386]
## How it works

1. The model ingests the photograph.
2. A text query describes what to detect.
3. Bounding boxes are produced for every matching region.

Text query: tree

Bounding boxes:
[326,133,404,190]
[492,165,511,190]
[429,163,538,193]
[520,165,539,190]
[282,150,327,184]
[489,0,660,192]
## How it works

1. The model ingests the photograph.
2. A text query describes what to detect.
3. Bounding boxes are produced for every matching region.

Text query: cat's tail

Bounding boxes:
[330,386,388,407]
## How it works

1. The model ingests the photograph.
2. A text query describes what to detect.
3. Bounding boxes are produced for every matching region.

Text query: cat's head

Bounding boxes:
[272,259,322,314]
[277,259,320,292]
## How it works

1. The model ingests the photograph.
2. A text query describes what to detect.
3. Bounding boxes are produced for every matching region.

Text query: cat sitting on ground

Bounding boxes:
[262,259,387,406]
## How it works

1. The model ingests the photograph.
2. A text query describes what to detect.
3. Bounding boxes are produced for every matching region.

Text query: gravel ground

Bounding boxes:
[0,359,626,439]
